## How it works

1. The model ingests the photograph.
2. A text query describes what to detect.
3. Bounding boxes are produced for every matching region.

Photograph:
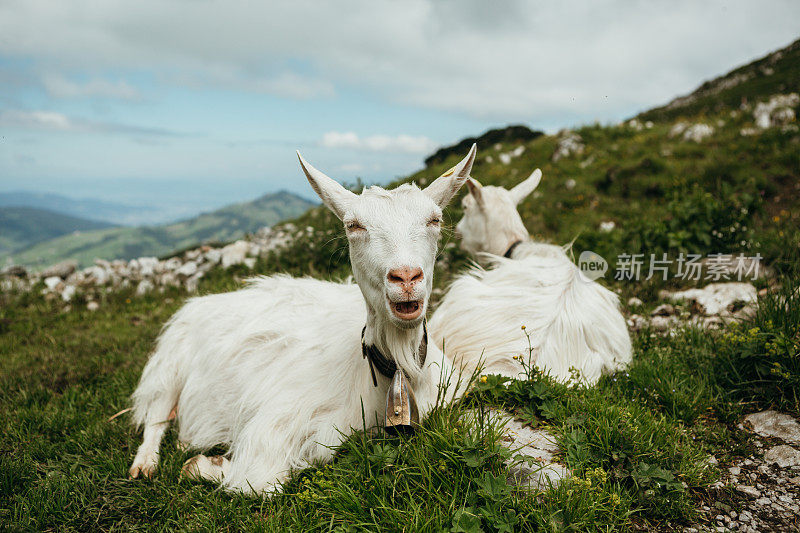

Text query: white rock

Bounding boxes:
[87,301,100,312]
[221,240,250,268]
[176,261,198,277]
[627,297,643,307]
[160,272,180,288]
[683,123,714,143]
[649,315,678,331]
[136,279,154,296]
[669,121,689,138]
[185,249,202,261]
[552,132,584,162]
[205,248,223,265]
[61,284,76,302]
[469,409,569,490]
[744,411,800,445]
[185,272,204,293]
[599,221,615,232]
[243,257,257,269]
[764,445,800,468]
[663,282,757,316]
[44,276,63,290]
[565,178,577,190]
[753,93,799,129]
[41,260,78,279]
[136,257,159,277]
[84,265,110,285]
[163,257,182,271]
[735,484,761,498]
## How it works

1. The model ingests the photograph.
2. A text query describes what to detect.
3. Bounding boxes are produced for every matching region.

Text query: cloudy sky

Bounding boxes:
[1,0,799,222]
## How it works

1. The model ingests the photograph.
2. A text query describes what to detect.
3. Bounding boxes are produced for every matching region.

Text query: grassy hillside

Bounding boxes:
[5,191,315,269]
[0,207,114,256]
[2,38,800,531]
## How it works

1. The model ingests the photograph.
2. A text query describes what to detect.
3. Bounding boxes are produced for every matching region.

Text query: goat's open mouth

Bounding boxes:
[390,299,423,320]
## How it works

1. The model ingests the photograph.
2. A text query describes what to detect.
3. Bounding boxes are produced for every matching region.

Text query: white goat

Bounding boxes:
[128,146,476,493]
[429,169,631,384]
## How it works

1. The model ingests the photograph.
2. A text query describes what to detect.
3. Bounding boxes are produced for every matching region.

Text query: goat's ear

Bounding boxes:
[423,143,477,208]
[297,151,357,220]
[466,178,484,207]
[509,168,542,205]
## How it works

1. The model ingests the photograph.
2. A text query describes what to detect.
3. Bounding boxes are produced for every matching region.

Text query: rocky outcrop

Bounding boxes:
[551,131,585,162]
[753,93,799,130]
[0,224,298,302]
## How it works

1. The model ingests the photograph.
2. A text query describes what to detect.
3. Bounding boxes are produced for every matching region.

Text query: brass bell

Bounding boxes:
[384,369,419,430]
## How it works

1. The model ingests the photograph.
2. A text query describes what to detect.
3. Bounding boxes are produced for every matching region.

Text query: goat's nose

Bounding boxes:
[387,266,424,288]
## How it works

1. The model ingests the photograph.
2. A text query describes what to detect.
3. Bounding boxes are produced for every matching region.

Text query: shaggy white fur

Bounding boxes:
[429,170,631,384]
[128,146,476,493]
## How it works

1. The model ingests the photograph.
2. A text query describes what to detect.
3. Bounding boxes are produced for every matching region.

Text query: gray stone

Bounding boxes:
[176,261,198,277]
[44,276,63,290]
[136,279,154,296]
[0,265,27,278]
[764,445,800,468]
[744,411,800,445]
[41,260,78,279]
[221,240,250,268]
[469,409,570,491]
[736,484,761,499]
[651,303,676,316]
[663,282,757,316]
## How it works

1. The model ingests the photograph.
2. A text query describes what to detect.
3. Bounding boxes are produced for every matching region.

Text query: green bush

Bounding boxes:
[714,280,800,413]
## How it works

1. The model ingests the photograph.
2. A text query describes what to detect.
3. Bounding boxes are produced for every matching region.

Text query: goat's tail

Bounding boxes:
[536,266,632,385]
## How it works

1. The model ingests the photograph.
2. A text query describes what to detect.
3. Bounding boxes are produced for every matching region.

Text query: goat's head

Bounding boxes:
[455,168,542,256]
[297,145,476,329]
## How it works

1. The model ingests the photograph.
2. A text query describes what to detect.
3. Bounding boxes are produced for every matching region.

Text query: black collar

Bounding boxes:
[503,240,523,258]
[361,320,428,387]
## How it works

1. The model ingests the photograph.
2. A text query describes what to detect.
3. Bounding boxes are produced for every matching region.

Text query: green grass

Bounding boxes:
[5,264,797,530]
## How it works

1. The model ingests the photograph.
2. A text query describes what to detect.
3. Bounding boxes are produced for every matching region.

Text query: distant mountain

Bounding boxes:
[0,207,115,256]
[4,191,316,268]
[638,38,800,122]
[0,191,148,226]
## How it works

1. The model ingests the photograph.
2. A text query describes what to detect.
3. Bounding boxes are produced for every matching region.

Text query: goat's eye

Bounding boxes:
[346,221,365,232]
[427,216,441,227]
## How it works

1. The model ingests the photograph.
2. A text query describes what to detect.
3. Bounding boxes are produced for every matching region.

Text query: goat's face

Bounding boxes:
[455,169,542,256]
[298,145,476,329]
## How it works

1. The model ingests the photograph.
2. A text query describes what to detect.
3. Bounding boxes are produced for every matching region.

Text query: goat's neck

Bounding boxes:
[363,306,426,382]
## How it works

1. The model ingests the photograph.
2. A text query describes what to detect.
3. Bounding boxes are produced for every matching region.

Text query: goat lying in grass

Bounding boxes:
[429,169,631,384]
[128,146,476,493]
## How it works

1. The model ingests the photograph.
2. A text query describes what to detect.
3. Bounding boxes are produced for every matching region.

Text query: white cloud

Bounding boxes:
[0,0,798,122]
[322,131,437,153]
[0,109,179,136]
[42,75,141,100]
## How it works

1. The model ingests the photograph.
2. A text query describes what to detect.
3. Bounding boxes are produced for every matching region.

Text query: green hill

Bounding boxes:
[5,191,315,268]
[0,207,115,256]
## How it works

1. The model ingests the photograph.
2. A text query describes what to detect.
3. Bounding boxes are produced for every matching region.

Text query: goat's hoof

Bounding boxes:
[129,450,158,479]
[181,454,226,481]
[128,461,156,479]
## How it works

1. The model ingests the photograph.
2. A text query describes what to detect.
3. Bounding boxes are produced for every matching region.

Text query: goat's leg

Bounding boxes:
[129,396,176,479]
